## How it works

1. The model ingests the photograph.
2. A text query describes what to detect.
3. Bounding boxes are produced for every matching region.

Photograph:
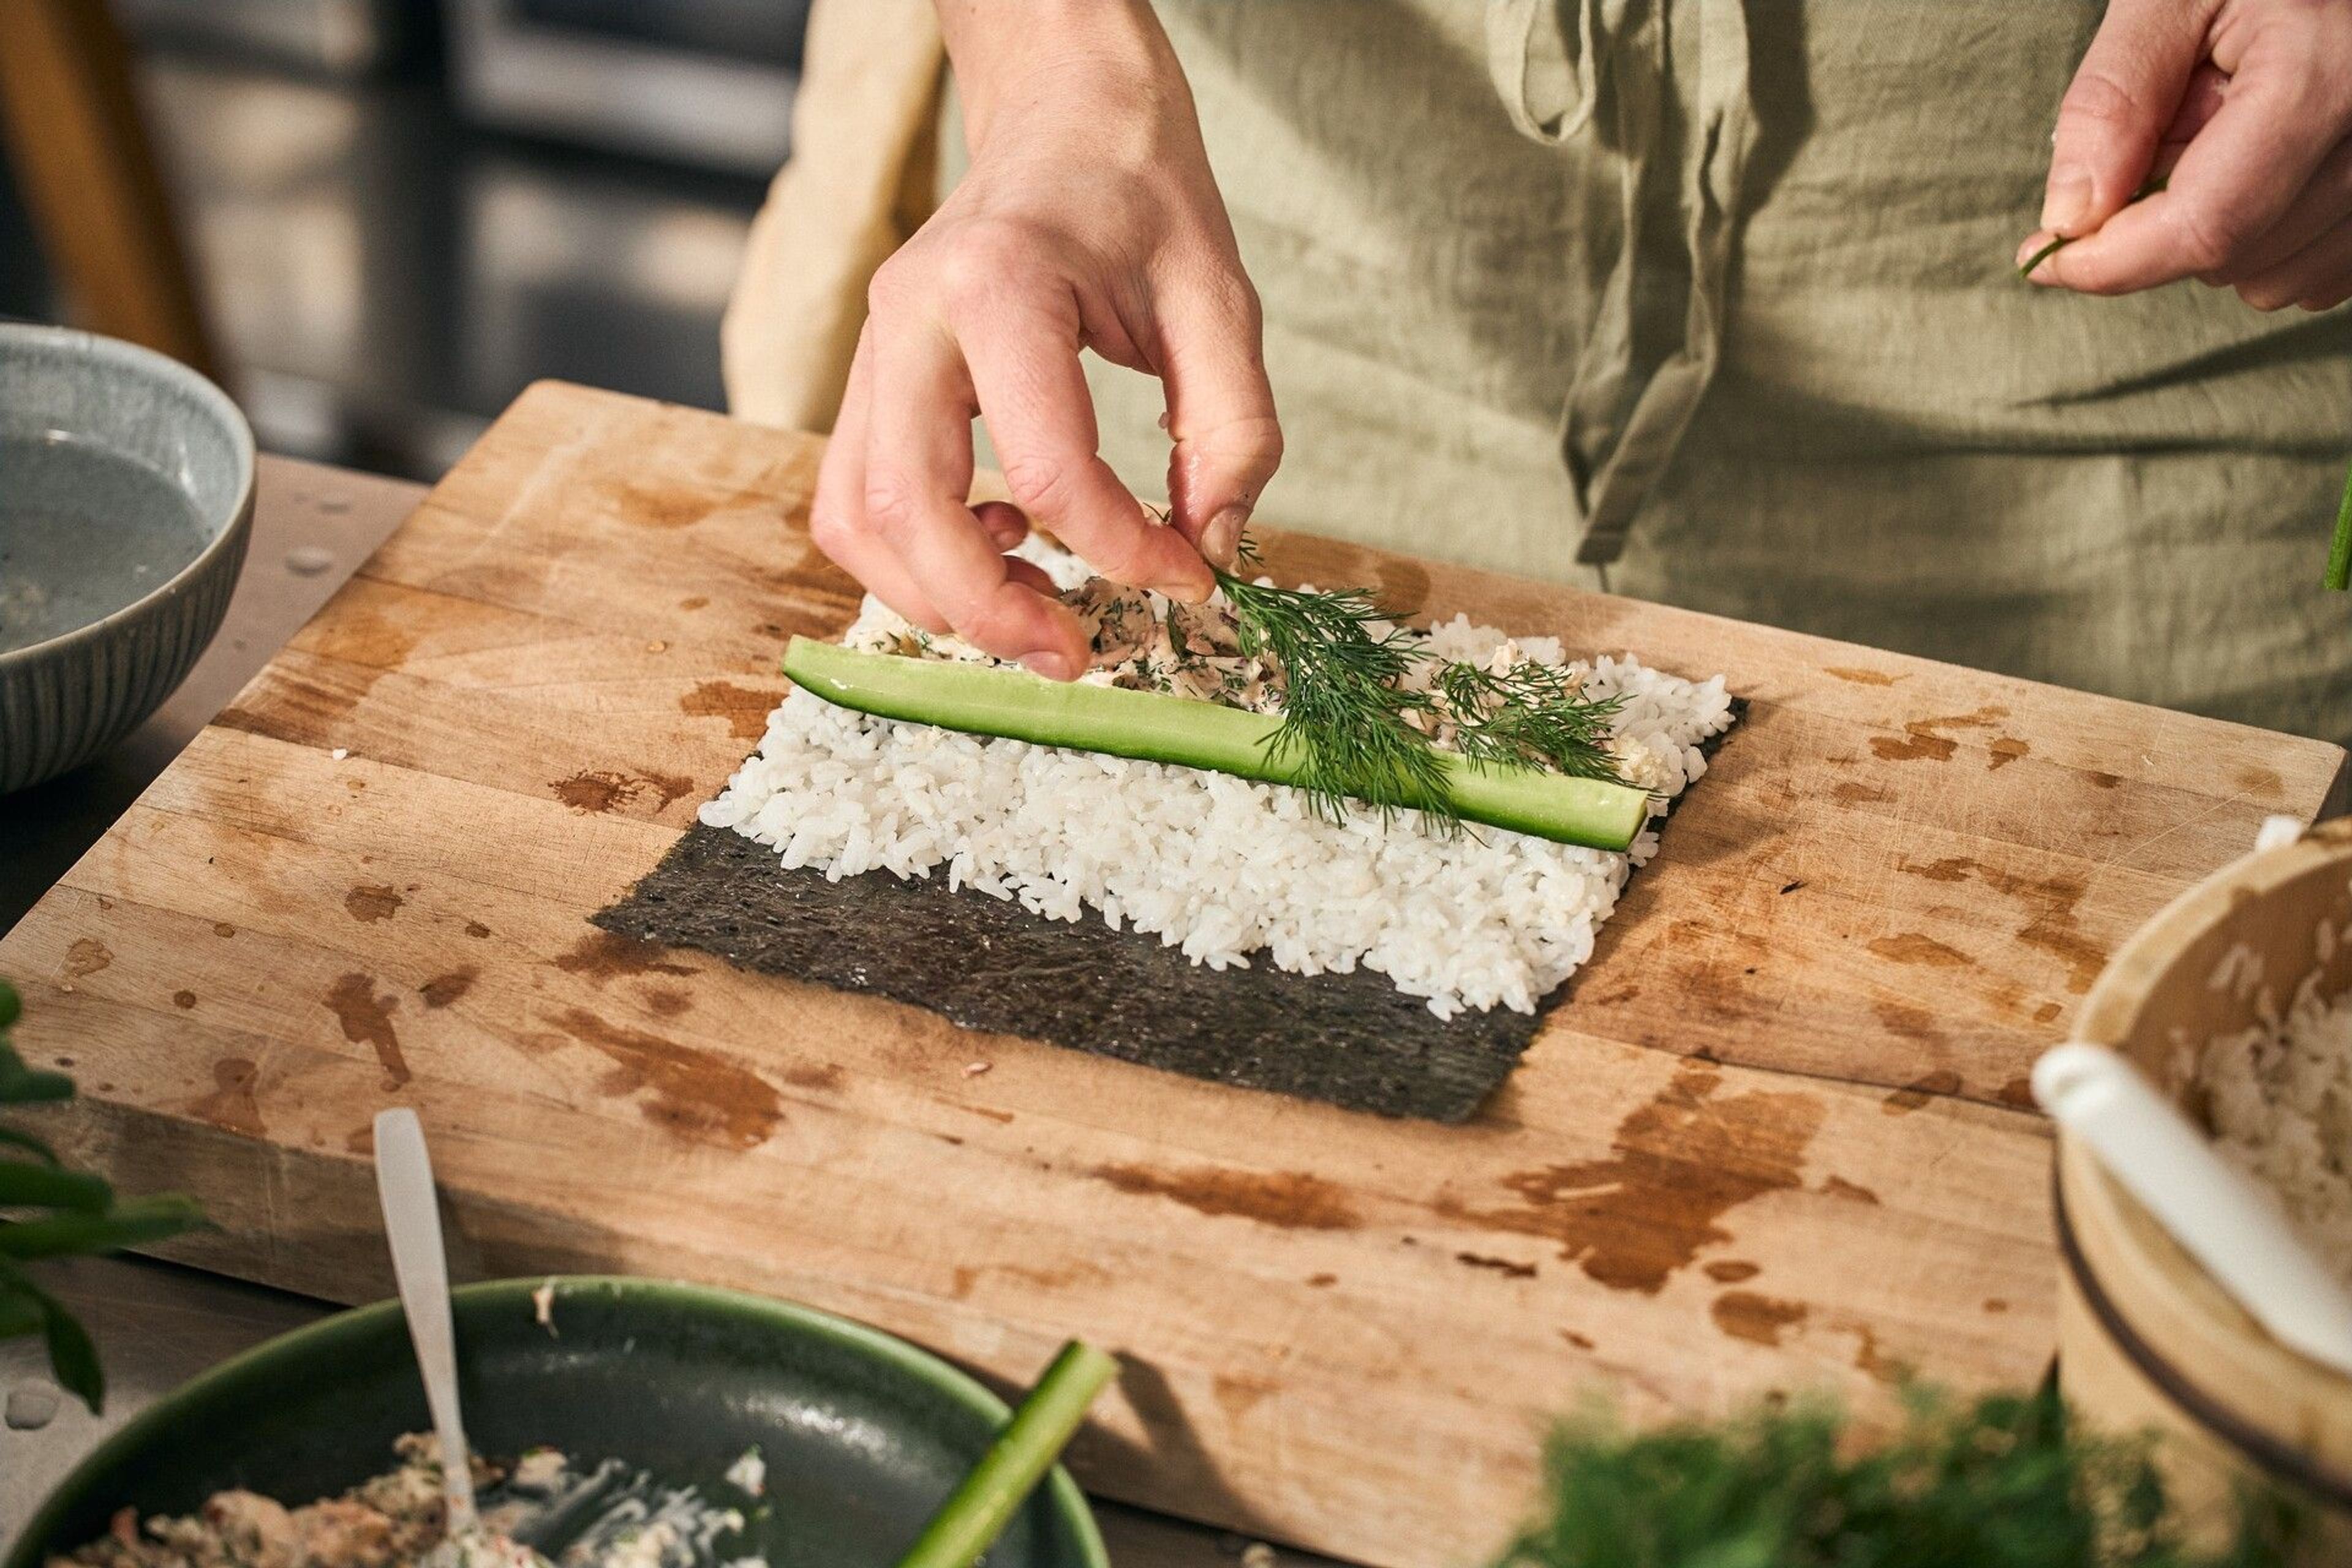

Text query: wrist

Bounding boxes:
[937,0,1174,152]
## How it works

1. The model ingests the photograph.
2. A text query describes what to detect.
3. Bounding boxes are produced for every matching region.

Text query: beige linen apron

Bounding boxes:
[726,1,2352,744]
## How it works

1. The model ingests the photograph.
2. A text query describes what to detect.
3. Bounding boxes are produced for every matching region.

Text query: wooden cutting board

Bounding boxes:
[5,383,2343,1567]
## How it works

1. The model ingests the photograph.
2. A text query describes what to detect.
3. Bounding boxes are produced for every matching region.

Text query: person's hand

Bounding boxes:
[2017,0,2352,311]
[809,0,1281,679]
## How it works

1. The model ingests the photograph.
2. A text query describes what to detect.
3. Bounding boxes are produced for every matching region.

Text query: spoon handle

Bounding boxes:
[374,1108,478,1531]
[2034,1042,2352,1375]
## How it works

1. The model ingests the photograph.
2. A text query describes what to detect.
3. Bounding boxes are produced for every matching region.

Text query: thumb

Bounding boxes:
[2045,0,2212,235]
[1154,274,1283,570]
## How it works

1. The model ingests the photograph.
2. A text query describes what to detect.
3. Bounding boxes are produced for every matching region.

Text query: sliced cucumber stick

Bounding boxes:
[783,638,1654,851]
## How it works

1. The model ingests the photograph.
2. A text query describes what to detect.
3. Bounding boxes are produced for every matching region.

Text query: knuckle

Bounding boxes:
[2172,202,2253,274]
[937,221,1031,318]
[807,501,858,556]
[860,473,925,540]
[2058,68,2148,134]
[1000,453,1078,518]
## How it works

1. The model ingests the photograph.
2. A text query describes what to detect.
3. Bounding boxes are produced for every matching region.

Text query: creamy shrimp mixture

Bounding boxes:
[51,1436,770,1568]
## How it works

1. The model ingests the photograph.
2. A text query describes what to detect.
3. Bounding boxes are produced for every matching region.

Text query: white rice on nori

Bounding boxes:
[703,547,1736,1019]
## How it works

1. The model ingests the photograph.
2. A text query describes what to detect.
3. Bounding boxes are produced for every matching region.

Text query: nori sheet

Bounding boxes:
[596,824,1542,1121]
[597,699,1743,1123]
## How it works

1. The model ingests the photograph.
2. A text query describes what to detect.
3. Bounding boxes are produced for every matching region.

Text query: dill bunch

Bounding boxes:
[1498,1385,2304,1568]
[1212,536,1629,827]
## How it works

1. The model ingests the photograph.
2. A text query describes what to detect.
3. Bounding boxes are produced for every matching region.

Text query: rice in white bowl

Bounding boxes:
[701,558,1735,1019]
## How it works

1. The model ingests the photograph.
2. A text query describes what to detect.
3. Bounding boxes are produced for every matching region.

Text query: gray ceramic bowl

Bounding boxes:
[0,323,255,794]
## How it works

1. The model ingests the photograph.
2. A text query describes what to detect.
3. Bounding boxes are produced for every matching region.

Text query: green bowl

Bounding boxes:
[4,1277,1106,1568]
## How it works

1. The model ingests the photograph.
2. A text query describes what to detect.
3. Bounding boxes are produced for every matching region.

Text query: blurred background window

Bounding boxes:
[0,0,812,481]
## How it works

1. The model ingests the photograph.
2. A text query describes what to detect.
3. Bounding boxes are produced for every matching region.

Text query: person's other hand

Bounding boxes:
[809,0,1281,679]
[2018,0,2352,311]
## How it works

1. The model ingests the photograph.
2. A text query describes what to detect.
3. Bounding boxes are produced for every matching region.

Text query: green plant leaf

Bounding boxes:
[0,1265,105,1412]
[0,1160,111,1212]
[0,1283,45,1339]
[0,978,19,1031]
[39,1291,102,1411]
[0,1193,206,1260]
[0,1046,74,1104]
[0,1127,60,1166]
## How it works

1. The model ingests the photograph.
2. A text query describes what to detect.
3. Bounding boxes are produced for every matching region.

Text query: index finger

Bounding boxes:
[959,300,1216,601]
[862,320,1091,677]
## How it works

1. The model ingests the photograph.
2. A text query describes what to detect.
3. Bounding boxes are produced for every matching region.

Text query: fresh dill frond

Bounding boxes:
[1439,661,1628,785]
[1215,568,1452,822]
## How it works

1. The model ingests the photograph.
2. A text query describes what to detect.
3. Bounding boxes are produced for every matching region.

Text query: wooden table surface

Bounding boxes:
[3,383,2343,1566]
[0,452,1318,1568]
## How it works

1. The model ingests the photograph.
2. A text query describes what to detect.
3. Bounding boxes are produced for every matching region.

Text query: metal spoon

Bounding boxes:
[374,1108,478,1532]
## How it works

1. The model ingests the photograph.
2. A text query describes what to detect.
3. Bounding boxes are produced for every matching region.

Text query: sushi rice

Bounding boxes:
[702,543,1736,1019]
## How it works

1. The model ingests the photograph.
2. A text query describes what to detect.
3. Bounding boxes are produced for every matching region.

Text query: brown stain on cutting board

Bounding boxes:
[1213,1373,1278,1424]
[213,922,236,938]
[550,769,695,815]
[553,930,695,981]
[1436,1063,1823,1294]
[1981,867,2103,994]
[62,938,111,979]
[1820,1176,1880,1205]
[1988,737,2030,771]
[680,681,783,742]
[1852,1325,1907,1384]
[2237,765,2285,798]
[1997,1076,2037,1109]
[1825,666,1901,687]
[552,1008,780,1150]
[1705,1260,1761,1283]
[1866,933,1970,968]
[1872,728,1958,764]
[172,990,197,1009]
[345,884,403,923]
[1713,1291,1807,1347]
[1893,857,2106,995]
[1373,557,1432,615]
[465,921,492,939]
[1882,1069,1962,1114]
[1456,1251,1537,1279]
[784,1062,844,1093]
[642,987,691,1017]
[1869,706,2008,764]
[214,658,391,747]
[327,973,409,1089]
[420,969,477,1009]
[1871,1001,1945,1046]
[190,1057,263,1136]
[1833,782,1893,806]
[309,605,418,670]
[1092,1163,1360,1231]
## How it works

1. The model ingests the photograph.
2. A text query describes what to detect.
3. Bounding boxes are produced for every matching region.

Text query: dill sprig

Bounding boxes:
[1215,569,1451,820]
[1210,536,1630,826]
[1439,660,1626,782]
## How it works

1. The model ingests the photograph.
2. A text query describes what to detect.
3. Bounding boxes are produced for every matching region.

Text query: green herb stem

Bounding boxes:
[2326,458,2352,592]
[892,1340,1118,1568]
[2017,175,2168,280]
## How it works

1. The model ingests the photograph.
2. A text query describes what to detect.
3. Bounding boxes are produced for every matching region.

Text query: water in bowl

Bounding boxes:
[1,430,211,657]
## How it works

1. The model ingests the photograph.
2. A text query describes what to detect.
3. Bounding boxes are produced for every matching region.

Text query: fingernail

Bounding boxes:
[1020,649,1079,680]
[1152,568,1215,604]
[2041,168,2092,235]
[1203,505,1250,569]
